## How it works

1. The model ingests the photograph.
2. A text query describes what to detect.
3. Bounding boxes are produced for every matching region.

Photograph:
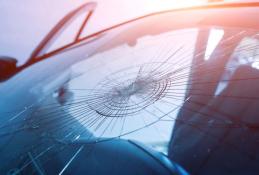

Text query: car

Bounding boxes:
[1,1,259,174]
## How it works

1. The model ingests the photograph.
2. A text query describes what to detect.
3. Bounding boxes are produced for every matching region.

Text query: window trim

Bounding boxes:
[29,2,96,61]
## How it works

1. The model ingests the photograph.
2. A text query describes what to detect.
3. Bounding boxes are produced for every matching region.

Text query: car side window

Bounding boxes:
[31,3,96,59]
[45,11,90,53]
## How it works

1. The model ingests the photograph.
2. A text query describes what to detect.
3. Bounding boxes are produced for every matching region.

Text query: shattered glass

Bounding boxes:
[1,26,259,174]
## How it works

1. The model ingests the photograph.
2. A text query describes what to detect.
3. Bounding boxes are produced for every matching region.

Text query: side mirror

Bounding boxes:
[0,56,18,82]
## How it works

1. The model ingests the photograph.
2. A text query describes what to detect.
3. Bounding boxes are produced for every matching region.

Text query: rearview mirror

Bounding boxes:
[0,56,18,82]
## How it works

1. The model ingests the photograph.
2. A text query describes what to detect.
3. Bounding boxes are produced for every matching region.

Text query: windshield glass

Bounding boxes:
[34,26,258,154]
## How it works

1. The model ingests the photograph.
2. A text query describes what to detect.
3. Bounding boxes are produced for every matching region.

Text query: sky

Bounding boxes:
[0,0,209,65]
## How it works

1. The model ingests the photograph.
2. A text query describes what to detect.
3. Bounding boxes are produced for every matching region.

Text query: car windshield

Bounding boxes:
[33,26,257,154]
